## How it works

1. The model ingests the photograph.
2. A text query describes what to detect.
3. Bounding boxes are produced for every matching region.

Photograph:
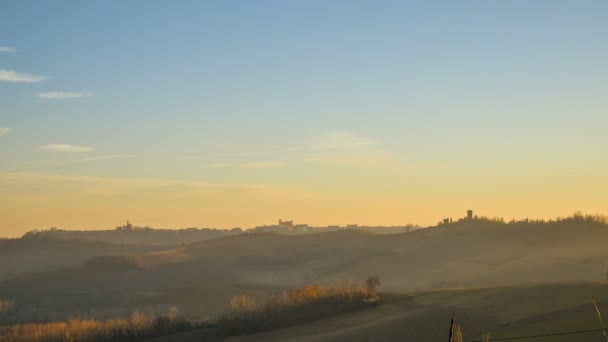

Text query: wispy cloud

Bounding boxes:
[38,92,93,100]
[211,161,286,169]
[304,150,394,168]
[302,131,397,168]
[309,131,380,150]
[0,128,10,137]
[39,144,93,153]
[0,69,47,83]
[0,173,284,195]
[200,131,386,159]
[0,47,16,53]
[201,131,398,168]
[239,161,285,169]
[31,155,134,165]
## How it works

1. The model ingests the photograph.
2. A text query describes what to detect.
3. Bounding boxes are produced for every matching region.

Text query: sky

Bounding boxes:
[1,1,607,237]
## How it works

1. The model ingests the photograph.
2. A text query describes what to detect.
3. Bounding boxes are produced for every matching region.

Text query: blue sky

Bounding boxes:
[1,1,607,235]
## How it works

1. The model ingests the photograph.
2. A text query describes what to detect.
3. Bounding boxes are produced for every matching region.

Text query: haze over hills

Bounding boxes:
[2,212,608,330]
[0,237,161,283]
[21,222,240,246]
[0,220,416,287]
[19,220,418,245]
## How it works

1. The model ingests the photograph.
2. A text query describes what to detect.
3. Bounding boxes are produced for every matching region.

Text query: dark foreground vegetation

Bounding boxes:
[0,312,209,342]
[0,278,381,341]
[218,278,381,336]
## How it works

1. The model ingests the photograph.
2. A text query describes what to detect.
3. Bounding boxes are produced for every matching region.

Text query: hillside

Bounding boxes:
[2,218,608,324]
[224,282,608,342]
[0,237,161,282]
[182,218,608,290]
[142,282,608,342]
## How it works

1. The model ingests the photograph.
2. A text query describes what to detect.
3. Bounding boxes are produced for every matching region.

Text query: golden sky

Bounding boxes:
[2,2,607,237]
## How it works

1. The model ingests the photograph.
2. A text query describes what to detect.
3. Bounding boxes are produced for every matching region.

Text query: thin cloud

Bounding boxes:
[198,131,386,159]
[0,172,279,194]
[39,144,93,153]
[304,150,394,168]
[31,155,134,165]
[309,131,379,150]
[0,128,10,137]
[197,131,402,169]
[38,92,93,100]
[0,47,16,53]
[239,161,285,169]
[0,69,47,83]
[210,161,286,169]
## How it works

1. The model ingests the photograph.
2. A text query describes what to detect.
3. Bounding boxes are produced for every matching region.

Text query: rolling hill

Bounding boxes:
[2,218,608,328]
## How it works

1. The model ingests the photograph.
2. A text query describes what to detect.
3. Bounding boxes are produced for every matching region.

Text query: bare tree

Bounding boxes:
[365,276,381,296]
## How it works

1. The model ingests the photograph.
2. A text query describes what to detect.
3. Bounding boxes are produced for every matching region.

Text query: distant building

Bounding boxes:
[278,219,294,227]
[467,210,473,220]
[293,224,310,232]
[116,220,134,231]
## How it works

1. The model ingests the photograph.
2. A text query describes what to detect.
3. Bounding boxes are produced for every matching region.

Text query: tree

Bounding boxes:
[365,276,381,295]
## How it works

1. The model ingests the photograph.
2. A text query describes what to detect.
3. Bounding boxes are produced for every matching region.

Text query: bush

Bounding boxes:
[219,280,381,336]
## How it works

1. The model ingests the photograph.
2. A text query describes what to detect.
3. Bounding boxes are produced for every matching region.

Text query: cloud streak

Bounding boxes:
[239,161,285,169]
[0,47,16,53]
[0,69,47,83]
[40,144,93,153]
[309,131,380,150]
[38,92,93,100]
[200,132,388,159]
[31,155,134,165]
[211,161,286,169]
[0,128,10,137]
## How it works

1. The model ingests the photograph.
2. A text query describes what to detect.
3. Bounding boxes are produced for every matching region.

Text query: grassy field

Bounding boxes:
[218,282,608,342]
[4,282,608,341]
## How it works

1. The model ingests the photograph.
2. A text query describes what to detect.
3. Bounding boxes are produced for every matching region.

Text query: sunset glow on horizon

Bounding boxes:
[1,1,607,237]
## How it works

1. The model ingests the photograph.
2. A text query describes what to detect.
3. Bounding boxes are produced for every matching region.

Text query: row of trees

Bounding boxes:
[439,212,608,227]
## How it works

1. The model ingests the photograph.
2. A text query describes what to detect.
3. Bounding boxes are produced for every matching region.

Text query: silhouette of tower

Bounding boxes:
[467,210,473,220]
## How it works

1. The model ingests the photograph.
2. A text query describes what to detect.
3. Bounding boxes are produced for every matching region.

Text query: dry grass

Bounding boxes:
[0,311,209,342]
[219,281,380,336]
[449,319,463,342]
[592,300,608,342]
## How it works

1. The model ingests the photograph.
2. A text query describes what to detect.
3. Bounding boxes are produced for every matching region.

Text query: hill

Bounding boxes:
[22,226,239,246]
[2,218,608,325]
[145,282,608,342]
[0,237,161,282]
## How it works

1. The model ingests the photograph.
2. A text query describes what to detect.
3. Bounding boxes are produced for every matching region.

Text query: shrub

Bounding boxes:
[219,279,380,336]
[0,311,209,342]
